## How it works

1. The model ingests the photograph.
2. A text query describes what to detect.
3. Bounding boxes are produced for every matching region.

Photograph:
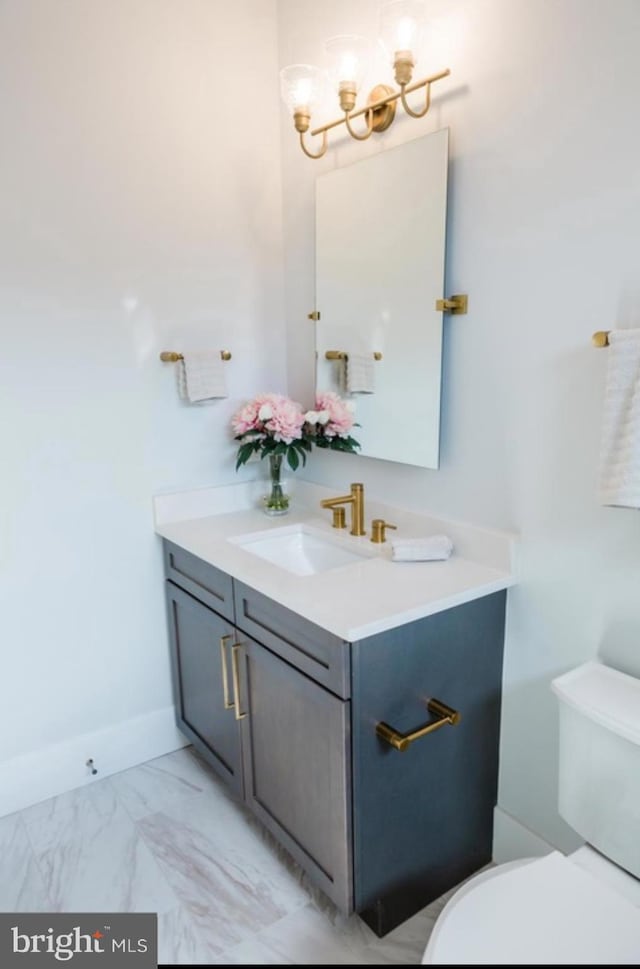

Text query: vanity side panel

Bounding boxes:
[351,591,506,936]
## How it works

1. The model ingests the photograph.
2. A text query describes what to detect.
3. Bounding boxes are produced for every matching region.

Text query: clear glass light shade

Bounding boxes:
[279,64,324,113]
[324,35,370,92]
[379,0,425,62]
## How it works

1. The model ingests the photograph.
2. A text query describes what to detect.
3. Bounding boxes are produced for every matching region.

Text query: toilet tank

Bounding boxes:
[552,661,640,880]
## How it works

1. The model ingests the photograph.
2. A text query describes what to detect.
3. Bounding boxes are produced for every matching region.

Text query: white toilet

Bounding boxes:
[423,661,640,964]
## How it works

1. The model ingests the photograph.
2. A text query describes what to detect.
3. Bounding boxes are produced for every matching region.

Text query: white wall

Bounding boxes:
[0,0,285,813]
[278,0,640,851]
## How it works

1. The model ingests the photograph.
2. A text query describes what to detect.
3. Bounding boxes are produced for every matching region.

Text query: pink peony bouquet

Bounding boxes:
[232,392,359,470]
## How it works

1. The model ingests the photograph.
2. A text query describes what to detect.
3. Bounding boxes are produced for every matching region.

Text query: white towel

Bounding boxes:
[345,353,375,394]
[391,535,454,562]
[177,351,228,402]
[599,329,640,508]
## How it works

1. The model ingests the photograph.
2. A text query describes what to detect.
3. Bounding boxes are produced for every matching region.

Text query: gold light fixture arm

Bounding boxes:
[376,698,461,752]
[299,129,328,160]
[344,108,374,141]
[400,80,432,119]
[310,69,450,139]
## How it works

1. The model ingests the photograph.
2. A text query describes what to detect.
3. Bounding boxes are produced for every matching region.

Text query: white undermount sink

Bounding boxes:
[229,523,372,576]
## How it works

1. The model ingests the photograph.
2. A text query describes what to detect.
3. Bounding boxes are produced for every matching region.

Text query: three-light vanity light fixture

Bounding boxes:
[280,0,450,159]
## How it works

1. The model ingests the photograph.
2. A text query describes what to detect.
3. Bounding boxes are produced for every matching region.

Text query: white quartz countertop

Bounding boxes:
[154,482,517,642]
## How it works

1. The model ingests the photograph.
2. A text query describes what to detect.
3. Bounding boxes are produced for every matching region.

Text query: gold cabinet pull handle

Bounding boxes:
[376,698,460,752]
[231,643,247,721]
[219,635,234,710]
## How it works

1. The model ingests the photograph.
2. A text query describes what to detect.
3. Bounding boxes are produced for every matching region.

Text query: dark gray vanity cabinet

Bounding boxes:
[162,538,507,935]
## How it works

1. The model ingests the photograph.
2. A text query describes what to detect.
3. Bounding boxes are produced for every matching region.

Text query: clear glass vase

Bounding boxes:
[263,453,290,516]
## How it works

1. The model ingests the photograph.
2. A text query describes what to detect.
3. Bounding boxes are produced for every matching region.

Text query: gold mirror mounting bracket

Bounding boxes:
[436,294,468,315]
[308,310,321,321]
[368,84,396,132]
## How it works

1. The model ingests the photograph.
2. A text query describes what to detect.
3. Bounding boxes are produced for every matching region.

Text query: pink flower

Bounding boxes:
[315,392,355,438]
[231,400,261,436]
[232,393,305,445]
[264,395,305,444]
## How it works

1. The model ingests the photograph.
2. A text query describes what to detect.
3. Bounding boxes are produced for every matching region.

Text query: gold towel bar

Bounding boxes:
[160,350,232,362]
[325,350,383,361]
[592,331,610,348]
[376,698,461,752]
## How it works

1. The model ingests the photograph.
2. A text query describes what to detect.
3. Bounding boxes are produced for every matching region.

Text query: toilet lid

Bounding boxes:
[424,852,640,965]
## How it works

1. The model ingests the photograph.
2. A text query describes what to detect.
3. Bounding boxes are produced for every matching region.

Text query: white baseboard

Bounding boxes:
[493,806,554,864]
[0,706,189,817]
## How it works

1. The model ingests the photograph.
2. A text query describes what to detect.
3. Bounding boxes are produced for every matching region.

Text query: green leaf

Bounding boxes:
[326,435,361,454]
[287,448,299,471]
[235,442,255,470]
[293,441,308,466]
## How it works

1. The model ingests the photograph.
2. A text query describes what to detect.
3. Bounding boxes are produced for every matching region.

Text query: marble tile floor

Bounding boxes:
[0,746,455,964]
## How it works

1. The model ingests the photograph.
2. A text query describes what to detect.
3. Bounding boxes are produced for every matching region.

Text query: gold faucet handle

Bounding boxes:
[331,506,346,529]
[371,519,397,544]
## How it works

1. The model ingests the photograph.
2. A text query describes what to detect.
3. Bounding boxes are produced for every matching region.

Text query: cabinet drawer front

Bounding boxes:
[233,580,350,698]
[163,540,234,620]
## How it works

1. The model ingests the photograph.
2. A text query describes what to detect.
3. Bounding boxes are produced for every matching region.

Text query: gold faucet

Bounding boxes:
[321,483,366,537]
[370,518,397,544]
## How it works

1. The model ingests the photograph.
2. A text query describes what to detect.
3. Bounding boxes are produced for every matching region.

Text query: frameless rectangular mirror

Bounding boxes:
[315,128,449,469]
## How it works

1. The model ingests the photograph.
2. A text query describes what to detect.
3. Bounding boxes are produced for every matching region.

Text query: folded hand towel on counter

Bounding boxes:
[599,329,640,508]
[391,535,454,562]
[178,351,228,402]
[345,352,375,394]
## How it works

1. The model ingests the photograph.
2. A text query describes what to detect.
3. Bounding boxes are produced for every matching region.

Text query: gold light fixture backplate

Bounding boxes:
[368,84,396,132]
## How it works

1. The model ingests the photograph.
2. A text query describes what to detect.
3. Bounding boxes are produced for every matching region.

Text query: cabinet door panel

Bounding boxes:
[166,582,243,795]
[238,637,353,911]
